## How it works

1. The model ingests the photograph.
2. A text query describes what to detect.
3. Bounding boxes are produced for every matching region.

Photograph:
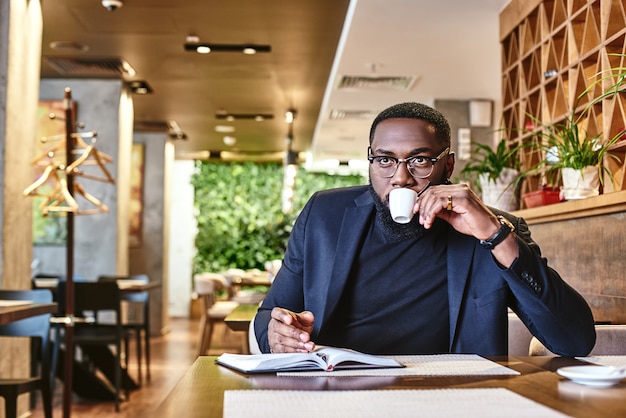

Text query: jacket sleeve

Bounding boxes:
[502,213,596,356]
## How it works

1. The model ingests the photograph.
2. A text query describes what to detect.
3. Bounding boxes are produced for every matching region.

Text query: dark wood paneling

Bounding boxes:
[527,213,626,323]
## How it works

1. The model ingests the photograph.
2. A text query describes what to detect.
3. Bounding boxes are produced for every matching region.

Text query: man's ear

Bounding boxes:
[446,151,455,178]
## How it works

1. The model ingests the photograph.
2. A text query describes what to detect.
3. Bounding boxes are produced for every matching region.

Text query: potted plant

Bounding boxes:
[525,85,623,200]
[459,139,524,211]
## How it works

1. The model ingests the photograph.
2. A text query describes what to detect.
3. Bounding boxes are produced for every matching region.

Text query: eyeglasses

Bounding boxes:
[367,147,450,179]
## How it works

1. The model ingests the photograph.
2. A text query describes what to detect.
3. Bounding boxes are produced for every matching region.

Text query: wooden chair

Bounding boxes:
[57,281,125,411]
[194,273,239,356]
[529,325,626,356]
[98,274,151,385]
[0,289,54,418]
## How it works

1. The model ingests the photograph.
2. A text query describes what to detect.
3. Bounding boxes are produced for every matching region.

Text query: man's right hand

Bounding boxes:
[268,307,315,353]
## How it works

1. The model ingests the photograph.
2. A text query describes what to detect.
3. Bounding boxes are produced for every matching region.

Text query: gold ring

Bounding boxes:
[446,195,453,211]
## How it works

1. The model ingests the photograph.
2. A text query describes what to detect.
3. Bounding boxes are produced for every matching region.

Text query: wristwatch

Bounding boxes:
[479,215,515,250]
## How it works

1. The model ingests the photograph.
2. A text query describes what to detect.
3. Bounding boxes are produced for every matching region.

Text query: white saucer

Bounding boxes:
[557,365,626,387]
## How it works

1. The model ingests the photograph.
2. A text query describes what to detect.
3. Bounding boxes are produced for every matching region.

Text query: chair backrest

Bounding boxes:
[57,281,121,323]
[0,289,54,378]
[195,273,228,294]
[529,325,626,356]
[98,274,149,302]
[508,312,533,356]
[0,289,53,341]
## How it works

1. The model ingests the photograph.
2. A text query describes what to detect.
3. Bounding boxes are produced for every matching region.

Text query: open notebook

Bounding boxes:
[216,346,404,373]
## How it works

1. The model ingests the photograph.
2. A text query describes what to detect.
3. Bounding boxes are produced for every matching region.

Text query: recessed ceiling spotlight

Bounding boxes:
[285,109,297,123]
[223,136,237,146]
[184,38,271,54]
[215,125,235,133]
[215,112,274,121]
[49,41,89,53]
[127,80,153,94]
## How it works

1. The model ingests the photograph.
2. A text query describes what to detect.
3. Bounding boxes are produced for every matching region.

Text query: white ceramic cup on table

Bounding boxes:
[389,188,418,224]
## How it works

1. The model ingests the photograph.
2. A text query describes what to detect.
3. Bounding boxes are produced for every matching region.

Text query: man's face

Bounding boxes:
[369,118,454,207]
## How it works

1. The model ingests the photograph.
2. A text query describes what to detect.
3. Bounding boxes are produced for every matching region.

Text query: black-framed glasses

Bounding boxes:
[367,147,450,179]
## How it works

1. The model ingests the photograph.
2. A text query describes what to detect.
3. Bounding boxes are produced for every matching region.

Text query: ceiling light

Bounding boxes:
[184,41,271,54]
[223,136,237,146]
[215,113,274,121]
[215,125,235,133]
[49,41,89,53]
[127,80,153,94]
[285,109,297,124]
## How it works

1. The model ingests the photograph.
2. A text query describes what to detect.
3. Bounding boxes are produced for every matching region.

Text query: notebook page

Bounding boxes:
[277,354,519,377]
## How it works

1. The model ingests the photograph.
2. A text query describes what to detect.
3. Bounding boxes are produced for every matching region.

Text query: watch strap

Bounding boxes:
[479,215,514,250]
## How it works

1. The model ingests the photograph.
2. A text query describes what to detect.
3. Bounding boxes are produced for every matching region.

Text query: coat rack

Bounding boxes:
[23,87,115,418]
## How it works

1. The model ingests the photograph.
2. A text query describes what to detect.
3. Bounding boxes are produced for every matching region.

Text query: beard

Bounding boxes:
[367,171,449,242]
[368,183,426,242]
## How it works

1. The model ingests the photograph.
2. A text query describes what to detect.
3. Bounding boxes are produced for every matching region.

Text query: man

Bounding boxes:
[254,102,595,356]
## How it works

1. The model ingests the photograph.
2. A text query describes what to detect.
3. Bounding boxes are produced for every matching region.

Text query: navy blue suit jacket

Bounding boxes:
[255,185,595,356]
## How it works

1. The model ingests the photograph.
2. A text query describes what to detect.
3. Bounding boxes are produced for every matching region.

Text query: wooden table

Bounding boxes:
[224,304,259,332]
[224,304,260,355]
[154,356,626,418]
[231,272,272,288]
[0,302,57,325]
[33,277,162,294]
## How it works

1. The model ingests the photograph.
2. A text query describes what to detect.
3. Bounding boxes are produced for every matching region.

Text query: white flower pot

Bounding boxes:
[478,168,519,211]
[561,166,600,200]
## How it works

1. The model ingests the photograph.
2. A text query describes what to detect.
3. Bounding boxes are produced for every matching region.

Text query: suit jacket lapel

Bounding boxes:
[317,192,374,331]
[446,228,476,351]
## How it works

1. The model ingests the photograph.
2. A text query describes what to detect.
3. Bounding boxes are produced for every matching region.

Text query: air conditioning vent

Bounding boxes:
[329,109,377,120]
[134,120,169,132]
[337,75,417,91]
[44,56,136,78]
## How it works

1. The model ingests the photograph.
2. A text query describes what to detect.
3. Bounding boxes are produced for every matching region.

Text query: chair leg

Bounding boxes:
[135,330,143,385]
[124,333,130,370]
[206,319,215,354]
[5,395,17,418]
[197,315,208,356]
[144,325,151,381]
[42,369,53,418]
[50,324,61,393]
[144,303,151,381]
[115,343,122,412]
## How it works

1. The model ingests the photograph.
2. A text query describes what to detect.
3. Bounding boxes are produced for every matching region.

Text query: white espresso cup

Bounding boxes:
[389,188,418,224]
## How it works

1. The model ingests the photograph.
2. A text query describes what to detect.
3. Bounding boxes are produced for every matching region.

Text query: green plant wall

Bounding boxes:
[191,161,366,273]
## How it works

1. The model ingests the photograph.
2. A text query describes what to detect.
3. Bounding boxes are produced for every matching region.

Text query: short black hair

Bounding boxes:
[369,102,451,147]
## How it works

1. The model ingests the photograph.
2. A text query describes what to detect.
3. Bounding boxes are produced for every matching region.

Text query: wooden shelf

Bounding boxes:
[512,189,626,224]
[500,0,626,207]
